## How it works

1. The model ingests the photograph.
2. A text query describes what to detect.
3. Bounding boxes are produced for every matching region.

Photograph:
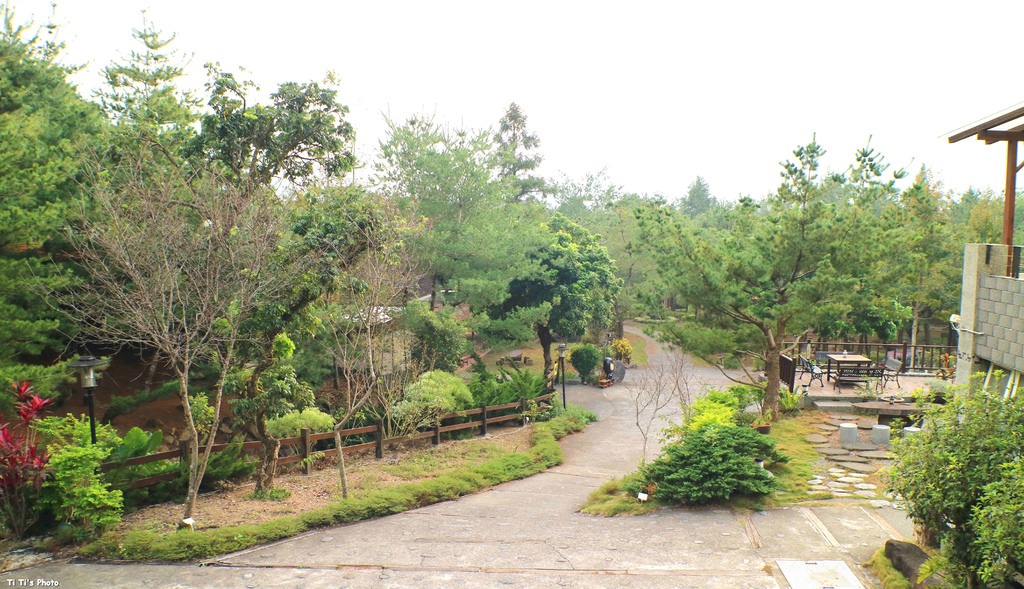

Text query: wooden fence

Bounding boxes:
[99,392,556,490]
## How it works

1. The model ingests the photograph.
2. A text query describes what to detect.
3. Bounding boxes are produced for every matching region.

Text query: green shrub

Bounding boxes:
[40,444,123,536]
[394,370,474,433]
[778,386,802,413]
[405,301,467,373]
[634,425,785,505]
[544,402,598,426]
[610,338,632,361]
[889,374,1024,587]
[974,458,1024,584]
[568,344,601,384]
[266,407,336,439]
[725,384,764,412]
[248,488,292,501]
[469,362,546,407]
[702,389,739,409]
[685,399,737,432]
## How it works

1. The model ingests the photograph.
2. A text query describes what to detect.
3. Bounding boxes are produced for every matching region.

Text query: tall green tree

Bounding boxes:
[95,18,199,152]
[639,140,876,418]
[489,213,621,374]
[554,173,662,335]
[680,176,717,218]
[496,102,546,202]
[0,5,104,397]
[874,169,959,347]
[376,116,541,311]
[187,65,354,188]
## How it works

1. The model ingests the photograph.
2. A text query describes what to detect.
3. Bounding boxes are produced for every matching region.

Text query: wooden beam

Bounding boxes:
[1004,141,1017,260]
[979,130,1024,144]
[948,103,1024,143]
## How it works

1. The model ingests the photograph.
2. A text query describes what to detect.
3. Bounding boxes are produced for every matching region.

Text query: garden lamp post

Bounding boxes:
[558,342,568,409]
[69,355,104,445]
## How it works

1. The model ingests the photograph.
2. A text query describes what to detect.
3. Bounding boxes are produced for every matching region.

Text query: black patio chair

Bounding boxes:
[799,355,824,387]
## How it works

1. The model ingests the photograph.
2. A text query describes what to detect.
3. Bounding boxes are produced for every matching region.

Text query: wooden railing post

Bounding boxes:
[902,342,909,371]
[300,427,311,475]
[433,420,441,445]
[374,419,383,459]
[519,399,527,426]
[480,405,488,436]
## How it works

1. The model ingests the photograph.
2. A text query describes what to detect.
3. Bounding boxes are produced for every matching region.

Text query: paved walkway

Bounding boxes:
[2,329,911,588]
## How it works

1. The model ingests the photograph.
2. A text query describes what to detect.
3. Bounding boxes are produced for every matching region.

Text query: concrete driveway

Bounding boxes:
[2,329,908,588]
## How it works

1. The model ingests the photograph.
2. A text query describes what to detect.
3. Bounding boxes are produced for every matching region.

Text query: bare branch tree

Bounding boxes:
[316,200,421,498]
[627,349,694,463]
[60,157,285,520]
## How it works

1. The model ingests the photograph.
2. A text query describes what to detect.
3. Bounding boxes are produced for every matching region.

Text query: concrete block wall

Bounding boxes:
[973,274,1024,373]
[957,244,1024,383]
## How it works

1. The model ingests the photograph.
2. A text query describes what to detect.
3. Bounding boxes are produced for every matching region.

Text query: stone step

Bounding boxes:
[813,400,853,412]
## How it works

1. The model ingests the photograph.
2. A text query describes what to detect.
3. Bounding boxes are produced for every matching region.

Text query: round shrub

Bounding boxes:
[266,407,336,439]
[611,338,632,360]
[637,425,785,505]
[394,371,474,432]
[568,344,601,384]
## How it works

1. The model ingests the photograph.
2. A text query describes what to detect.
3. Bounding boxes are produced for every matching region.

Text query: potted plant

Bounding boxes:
[750,409,772,435]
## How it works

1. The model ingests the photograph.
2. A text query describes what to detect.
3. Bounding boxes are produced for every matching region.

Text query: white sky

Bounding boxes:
[10,0,1024,201]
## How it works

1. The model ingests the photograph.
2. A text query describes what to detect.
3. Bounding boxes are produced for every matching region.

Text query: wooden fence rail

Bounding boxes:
[100,392,556,489]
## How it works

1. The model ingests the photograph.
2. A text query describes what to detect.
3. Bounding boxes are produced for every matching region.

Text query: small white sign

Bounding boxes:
[637,492,648,502]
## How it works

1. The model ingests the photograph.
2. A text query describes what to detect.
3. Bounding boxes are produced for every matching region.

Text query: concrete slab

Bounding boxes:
[829,454,869,463]
[835,461,877,474]
[816,447,850,456]
[777,559,865,589]
[744,508,834,559]
[810,506,896,562]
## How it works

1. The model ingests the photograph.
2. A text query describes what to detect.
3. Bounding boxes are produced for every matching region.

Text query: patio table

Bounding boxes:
[825,353,871,381]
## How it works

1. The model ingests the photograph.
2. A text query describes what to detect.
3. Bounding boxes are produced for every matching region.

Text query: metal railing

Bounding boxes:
[788,341,955,374]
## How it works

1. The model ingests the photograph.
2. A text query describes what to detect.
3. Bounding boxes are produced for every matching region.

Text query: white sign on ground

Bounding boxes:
[776,559,864,589]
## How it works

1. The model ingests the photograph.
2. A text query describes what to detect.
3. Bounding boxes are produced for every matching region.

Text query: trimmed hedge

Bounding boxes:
[80,416,587,561]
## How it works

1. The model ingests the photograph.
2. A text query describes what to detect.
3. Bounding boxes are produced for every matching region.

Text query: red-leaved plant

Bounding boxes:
[0,380,53,538]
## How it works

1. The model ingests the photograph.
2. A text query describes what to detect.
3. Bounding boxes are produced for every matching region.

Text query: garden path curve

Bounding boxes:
[2,326,911,588]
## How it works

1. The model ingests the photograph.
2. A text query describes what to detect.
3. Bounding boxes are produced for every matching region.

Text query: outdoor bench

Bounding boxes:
[834,365,884,391]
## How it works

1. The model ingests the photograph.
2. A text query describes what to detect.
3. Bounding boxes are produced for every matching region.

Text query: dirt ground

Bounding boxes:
[115,423,535,534]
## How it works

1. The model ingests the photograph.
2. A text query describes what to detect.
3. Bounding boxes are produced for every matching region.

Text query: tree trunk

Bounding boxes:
[763,351,780,420]
[763,327,781,420]
[537,324,554,375]
[429,275,437,311]
[253,417,279,494]
[177,370,201,520]
[334,429,349,499]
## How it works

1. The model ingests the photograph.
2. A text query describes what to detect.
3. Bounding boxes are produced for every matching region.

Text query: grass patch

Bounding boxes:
[579,472,659,516]
[79,416,589,562]
[247,488,292,501]
[623,332,648,366]
[865,547,913,589]
[382,443,507,480]
[766,411,830,504]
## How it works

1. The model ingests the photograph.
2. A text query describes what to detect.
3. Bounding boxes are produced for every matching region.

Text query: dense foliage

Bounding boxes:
[632,425,784,505]
[888,375,1024,586]
[568,344,601,384]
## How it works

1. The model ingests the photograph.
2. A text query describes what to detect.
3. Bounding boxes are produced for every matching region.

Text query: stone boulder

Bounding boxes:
[884,540,942,588]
